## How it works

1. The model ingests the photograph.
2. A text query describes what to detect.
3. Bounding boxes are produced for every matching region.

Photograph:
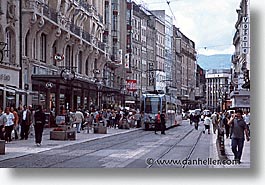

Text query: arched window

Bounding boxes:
[65,45,71,68]
[85,58,89,75]
[40,33,47,63]
[78,51,82,74]
[52,40,57,66]
[25,31,30,57]
[5,28,15,64]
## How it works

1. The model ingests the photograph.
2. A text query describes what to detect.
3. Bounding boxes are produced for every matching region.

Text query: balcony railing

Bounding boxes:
[43,4,58,23]
[70,22,81,36]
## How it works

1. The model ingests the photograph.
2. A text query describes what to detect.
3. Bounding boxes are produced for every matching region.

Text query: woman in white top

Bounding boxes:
[4,107,15,143]
[203,114,212,134]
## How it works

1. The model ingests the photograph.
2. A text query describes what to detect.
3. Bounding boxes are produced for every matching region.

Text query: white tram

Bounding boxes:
[141,91,182,130]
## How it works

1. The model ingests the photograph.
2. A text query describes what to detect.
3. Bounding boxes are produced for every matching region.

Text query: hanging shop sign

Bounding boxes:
[54,53,64,61]
[126,79,137,92]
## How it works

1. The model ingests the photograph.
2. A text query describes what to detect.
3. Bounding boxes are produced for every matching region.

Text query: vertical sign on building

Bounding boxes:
[148,63,154,86]
[126,79,137,92]
[241,16,249,54]
[126,1,132,72]
[125,53,130,69]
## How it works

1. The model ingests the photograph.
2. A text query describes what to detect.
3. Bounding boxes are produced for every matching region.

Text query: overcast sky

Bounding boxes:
[134,0,242,55]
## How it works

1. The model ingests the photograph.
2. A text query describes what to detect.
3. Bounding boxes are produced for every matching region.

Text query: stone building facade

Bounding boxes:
[0,0,21,108]
[174,28,197,110]
[231,0,250,109]
[0,0,202,113]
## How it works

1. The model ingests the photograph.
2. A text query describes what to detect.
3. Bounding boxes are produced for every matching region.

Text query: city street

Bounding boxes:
[0,120,243,168]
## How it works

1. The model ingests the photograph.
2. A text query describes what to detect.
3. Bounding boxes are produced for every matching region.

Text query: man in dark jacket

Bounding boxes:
[34,105,46,146]
[160,111,166,135]
[20,105,32,140]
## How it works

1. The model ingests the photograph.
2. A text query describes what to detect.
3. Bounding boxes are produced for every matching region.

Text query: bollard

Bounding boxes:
[218,127,225,155]
[0,140,5,155]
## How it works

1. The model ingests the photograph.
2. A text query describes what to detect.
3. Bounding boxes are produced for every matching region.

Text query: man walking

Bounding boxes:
[154,111,161,134]
[160,111,166,135]
[34,105,46,146]
[20,105,32,140]
[228,109,250,164]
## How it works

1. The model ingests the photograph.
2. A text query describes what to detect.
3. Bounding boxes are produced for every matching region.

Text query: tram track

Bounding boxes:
[146,128,203,168]
[2,129,153,168]
[1,123,203,168]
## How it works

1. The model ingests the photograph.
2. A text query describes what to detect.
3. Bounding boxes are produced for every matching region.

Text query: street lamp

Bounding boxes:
[134,91,138,110]
[60,68,75,110]
[218,85,228,112]
[96,80,103,110]
[120,85,126,110]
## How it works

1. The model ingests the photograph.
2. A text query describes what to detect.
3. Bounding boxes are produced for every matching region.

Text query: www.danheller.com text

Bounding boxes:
[145,158,239,166]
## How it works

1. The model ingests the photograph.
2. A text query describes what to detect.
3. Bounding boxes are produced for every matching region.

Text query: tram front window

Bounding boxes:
[145,97,161,114]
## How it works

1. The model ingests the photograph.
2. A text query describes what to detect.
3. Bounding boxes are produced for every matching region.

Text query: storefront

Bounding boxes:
[31,74,121,115]
[0,68,20,108]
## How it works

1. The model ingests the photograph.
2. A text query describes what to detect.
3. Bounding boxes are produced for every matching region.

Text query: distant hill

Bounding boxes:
[197,54,232,70]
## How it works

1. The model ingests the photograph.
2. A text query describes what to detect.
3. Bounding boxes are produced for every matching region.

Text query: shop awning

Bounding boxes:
[0,86,16,93]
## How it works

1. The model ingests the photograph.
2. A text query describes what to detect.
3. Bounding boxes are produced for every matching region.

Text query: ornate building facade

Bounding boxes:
[0,0,21,108]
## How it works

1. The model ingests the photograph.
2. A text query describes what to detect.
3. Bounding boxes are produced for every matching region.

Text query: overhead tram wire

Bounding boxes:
[197,44,233,50]
[165,0,178,24]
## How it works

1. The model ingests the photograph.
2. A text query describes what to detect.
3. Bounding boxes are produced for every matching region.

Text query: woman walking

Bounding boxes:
[4,107,15,143]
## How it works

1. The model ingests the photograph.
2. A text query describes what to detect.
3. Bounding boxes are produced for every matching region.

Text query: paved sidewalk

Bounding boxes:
[223,136,251,168]
[211,132,250,168]
[0,127,140,162]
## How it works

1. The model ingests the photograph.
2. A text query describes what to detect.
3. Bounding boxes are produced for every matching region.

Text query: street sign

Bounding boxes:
[93,69,100,74]
[126,79,137,92]
[46,82,53,88]
[54,53,64,61]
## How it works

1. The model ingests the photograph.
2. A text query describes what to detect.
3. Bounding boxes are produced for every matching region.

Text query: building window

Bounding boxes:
[78,51,82,74]
[65,45,71,68]
[25,31,30,57]
[5,28,15,64]
[40,33,47,63]
[85,58,89,76]
[52,41,57,66]
[33,38,37,59]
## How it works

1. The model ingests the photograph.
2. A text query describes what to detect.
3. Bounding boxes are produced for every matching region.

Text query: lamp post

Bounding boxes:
[96,80,103,110]
[60,68,75,110]
[218,85,228,112]
[120,85,126,110]
[134,91,138,110]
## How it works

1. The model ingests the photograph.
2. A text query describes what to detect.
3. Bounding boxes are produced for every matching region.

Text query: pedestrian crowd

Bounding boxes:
[188,109,251,164]
[0,105,46,146]
[0,104,143,147]
[65,107,143,132]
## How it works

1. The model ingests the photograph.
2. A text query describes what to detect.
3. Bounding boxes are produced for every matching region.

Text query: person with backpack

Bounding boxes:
[34,105,46,146]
